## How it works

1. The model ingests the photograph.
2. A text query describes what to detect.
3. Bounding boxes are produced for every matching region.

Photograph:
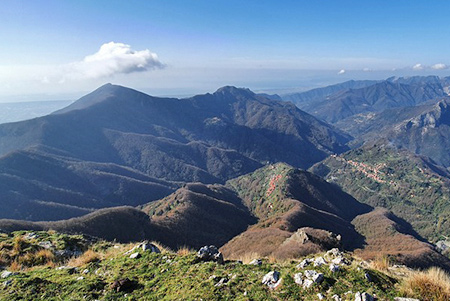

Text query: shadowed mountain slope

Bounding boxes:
[0,207,156,242]
[0,149,176,221]
[0,84,350,221]
[142,183,257,249]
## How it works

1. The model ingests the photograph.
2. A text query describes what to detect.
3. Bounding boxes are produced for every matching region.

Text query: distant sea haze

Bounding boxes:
[0,100,73,124]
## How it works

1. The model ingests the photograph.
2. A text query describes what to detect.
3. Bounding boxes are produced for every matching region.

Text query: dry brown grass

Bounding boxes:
[67,249,100,267]
[177,246,194,256]
[9,260,21,271]
[102,243,136,260]
[232,252,261,264]
[34,249,55,264]
[151,241,171,254]
[370,255,391,271]
[18,249,55,267]
[12,236,26,255]
[399,267,450,301]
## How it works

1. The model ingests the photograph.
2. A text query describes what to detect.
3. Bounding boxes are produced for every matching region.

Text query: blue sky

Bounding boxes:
[1,0,450,101]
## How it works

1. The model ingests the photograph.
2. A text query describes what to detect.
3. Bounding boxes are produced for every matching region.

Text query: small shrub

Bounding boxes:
[399,267,450,301]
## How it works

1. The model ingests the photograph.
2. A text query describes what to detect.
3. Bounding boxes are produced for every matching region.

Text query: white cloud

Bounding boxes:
[431,63,448,70]
[337,69,346,75]
[412,63,424,70]
[362,67,372,72]
[61,42,164,80]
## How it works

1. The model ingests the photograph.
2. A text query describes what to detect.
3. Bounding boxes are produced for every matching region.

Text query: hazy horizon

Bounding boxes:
[2,1,450,102]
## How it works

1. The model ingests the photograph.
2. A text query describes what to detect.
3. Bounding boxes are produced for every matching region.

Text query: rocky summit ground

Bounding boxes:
[1,231,448,300]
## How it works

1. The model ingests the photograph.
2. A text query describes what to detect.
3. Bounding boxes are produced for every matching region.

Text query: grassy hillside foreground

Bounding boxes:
[1,231,449,300]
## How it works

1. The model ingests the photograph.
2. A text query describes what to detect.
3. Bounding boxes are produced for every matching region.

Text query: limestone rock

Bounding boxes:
[23,232,38,240]
[129,252,141,259]
[313,257,327,267]
[355,292,374,301]
[141,242,160,253]
[3,280,12,287]
[124,241,160,255]
[332,256,349,265]
[297,258,312,269]
[261,271,282,289]
[303,269,324,288]
[303,279,314,288]
[249,259,262,266]
[197,245,224,264]
[214,277,229,287]
[332,294,342,301]
[330,263,340,272]
[294,272,303,285]
[38,241,54,249]
[1,271,15,279]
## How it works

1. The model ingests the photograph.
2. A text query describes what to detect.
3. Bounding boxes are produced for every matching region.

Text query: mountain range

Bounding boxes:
[1,77,450,271]
[283,75,448,124]
[0,84,348,220]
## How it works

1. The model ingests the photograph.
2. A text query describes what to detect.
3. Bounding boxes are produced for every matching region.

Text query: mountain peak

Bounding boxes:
[53,83,147,114]
[214,86,255,98]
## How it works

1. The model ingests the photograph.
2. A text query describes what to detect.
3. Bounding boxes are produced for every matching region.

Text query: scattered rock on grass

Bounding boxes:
[355,292,374,301]
[1,271,15,279]
[141,242,160,253]
[304,270,324,283]
[249,259,262,266]
[294,273,303,285]
[296,258,312,269]
[197,245,224,264]
[326,248,341,257]
[23,232,38,240]
[3,280,12,287]
[317,293,325,300]
[125,241,160,255]
[332,256,349,265]
[38,241,54,249]
[299,270,324,289]
[313,257,327,267]
[261,271,282,289]
[330,263,340,272]
[129,252,141,259]
[214,277,229,287]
